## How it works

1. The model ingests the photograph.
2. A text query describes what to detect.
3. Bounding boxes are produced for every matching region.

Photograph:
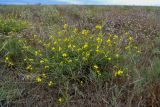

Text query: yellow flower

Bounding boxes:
[114,69,124,77]
[98,33,103,37]
[35,51,38,56]
[113,34,118,39]
[89,36,93,39]
[95,25,102,30]
[8,62,14,66]
[96,45,100,49]
[44,58,48,62]
[5,57,9,61]
[64,24,68,29]
[68,44,72,48]
[62,53,68,57]
[48,81,53,87]
[58,97,62,102]
[125,46,130,50]
[26,65,31,69]
[93,65,99,69]
[96,49,100,53]
[49,35,53,39]
[54,41,57,45]
[5,56,9,62]
[96,70,101,75]
[96,37,102,43]
[80,81,83,85]
[52,47,55,51]
[115,54,119,58]
[82,43,88,49]
[40,60,44,64]
[137,50,141,53]
[26,65,33,71]
[34,34,38,38]
[42,73,47,78]
[36,76,42,82]
[93,65,101,74]
[67,59,72,63]
[125,32,129,35]
[106,39,111,44]
[126,73,129,77]
[96,70,100,73]
[45,66,49,69]
[82,29,89,35]
[134,46,138,49]
[108,57,111,61]
[82,57,87,61]
[72,45,76,48]
[57,97,65,104]
[39,40,42,43]
[57,31,61,35]
[129,36,133,41]
[60,61,63,65]
[43,43,47,47]
[64,38,69,42]
[85,52,90,57]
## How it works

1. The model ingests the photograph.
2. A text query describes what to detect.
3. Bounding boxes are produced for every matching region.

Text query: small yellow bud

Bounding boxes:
[64,24,68,29]
[48,81,53,87]
[93,65,99,69]
[62,53,67,57]
[40,60,44,64]
[95,25,102,30]
[42,73,47,78]
[45,66,49,69]
[36,76,42,82]
[52,47,55,51]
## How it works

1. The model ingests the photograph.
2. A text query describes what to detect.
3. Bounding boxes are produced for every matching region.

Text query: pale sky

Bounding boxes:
[0,0,160,6]
[58,0,160,5]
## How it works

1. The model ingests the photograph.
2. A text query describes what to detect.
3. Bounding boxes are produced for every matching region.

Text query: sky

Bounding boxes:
[0,0,160,6]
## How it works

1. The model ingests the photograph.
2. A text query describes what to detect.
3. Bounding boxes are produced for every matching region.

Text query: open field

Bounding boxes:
[0,5,160,107]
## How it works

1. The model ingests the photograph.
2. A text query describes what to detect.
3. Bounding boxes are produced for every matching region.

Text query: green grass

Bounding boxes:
[0,17,28,34]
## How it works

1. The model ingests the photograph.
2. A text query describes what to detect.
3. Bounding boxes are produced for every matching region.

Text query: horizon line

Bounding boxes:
[0,3,160,7]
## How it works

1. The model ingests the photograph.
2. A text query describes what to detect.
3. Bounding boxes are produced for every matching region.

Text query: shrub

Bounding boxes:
[2,24,142,91]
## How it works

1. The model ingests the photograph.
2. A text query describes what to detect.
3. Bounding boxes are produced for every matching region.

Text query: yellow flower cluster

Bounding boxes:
[8,23,141,89]
[48,81,53,87]
[4,56,14,66]
[93,64,101,75]
[114,69,124,77]
[26,65,33,71]
[57,97,65,104]
[82,29,90,35]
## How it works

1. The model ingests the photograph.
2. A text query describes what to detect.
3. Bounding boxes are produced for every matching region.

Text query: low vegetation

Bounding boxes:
[0,5,160,107]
